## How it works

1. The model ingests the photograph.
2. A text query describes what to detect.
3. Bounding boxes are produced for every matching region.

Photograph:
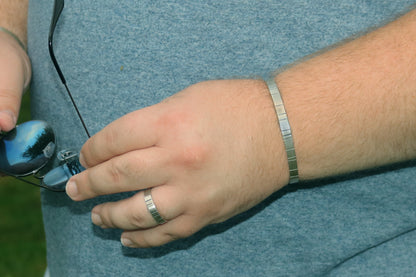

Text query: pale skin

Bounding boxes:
[0,0,30,133]
[1,2,416,248]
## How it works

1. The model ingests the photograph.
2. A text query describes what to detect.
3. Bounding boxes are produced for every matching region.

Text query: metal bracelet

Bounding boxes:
[265,77,299,184]
[0,26,26,51]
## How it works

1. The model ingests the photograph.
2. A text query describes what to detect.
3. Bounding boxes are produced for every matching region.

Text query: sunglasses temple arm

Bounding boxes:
[58,81,91,138]
[0,169,64,192]
[48,0,66,85]
[48,0,91,138]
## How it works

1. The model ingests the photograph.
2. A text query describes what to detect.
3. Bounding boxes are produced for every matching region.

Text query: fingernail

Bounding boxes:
[79,153,86,167]
[91,212,106,228]
[0,110,17,130]
[66,180,79,199]
[121,237,135,248]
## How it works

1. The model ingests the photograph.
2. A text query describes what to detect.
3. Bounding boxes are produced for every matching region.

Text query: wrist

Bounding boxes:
[252,79,291,188]
[0,30,31,92]
[0,30,32,92]
[273,9,416,180]
[0,26,25,51]
[265,78,299,184]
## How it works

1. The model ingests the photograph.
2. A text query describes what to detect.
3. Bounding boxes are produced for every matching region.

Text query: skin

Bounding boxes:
[1,2,416,248]
[0,0,30,133]
[68,79,289,247]
[69,9,416,248]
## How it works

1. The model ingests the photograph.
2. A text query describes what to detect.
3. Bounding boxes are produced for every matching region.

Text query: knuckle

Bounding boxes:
[82,124,117,165]
[165,232,182,242]
[157,109,192,131]
[107,158,125,187]
[156,110,211,169]
[100,208,114,228]
[0,90,20,102]
[111,154,147,185]
[92,204,113,227]
[137,237,155,248]
[178,144,209,169]
[103,125,118,147]
[148,232,182,247]
[127,211,148,229]
[84,171,101,196]
[0,92,21,113]
[124,154,148,178]
[80,141,100,168]
[165,224,197,242]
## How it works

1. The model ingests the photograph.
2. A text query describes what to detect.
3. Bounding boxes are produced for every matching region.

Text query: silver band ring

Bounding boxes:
[144,188,167,225]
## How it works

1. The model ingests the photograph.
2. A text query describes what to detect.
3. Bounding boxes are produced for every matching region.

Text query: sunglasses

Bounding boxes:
[0,0,88,192]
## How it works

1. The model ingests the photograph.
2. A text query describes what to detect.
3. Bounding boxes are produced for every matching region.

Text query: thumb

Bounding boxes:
[0,30,31,132]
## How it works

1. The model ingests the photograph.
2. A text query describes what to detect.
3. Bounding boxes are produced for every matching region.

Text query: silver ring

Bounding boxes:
[144,189,167,225]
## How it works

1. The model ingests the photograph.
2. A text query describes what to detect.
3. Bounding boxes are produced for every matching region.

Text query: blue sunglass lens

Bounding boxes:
[0,120,56,176]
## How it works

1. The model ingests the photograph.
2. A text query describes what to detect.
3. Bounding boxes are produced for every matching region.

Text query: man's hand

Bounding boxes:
[66,79,289,248]
[66,8,416,249]
[0,31,30,132]
[0,0,30,132]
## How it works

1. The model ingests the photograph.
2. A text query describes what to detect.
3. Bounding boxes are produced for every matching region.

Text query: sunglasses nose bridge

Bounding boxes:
[42,150,85,192]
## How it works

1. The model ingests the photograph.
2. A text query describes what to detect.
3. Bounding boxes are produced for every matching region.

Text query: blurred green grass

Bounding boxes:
[0,92,47,277]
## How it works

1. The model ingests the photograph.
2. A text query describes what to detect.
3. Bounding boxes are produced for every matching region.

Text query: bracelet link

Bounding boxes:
[265,77,299,184]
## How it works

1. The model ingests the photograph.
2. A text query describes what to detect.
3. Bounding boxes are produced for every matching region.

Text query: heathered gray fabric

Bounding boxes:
[28,1,416,276]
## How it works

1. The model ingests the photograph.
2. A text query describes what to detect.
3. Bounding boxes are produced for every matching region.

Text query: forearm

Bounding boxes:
[0,0,29,47]
[275,9,416,180]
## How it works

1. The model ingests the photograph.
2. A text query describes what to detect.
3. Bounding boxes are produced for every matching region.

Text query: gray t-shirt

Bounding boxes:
[28,1,416,276]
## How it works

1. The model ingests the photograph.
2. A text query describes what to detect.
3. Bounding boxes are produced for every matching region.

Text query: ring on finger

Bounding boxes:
[144,188,167,225]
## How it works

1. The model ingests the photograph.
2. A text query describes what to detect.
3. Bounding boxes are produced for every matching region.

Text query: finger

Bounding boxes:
[66,146,172,201]
[0,90,20,132]
[91,185,183,230]
[120,214,205,248]
[80,105,163,168]
[0,32,30,132]
[0,76,23,132]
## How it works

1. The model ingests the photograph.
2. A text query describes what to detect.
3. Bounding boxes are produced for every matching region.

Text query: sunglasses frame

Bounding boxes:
[49,0,91,138]
[0,0,89,191]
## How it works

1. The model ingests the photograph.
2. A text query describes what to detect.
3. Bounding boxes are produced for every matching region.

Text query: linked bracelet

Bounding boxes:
[265,77,299,184]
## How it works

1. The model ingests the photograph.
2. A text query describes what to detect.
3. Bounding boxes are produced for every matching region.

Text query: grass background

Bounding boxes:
[0,92,47,277]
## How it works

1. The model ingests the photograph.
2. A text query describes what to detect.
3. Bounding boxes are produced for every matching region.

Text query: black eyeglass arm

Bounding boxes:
[63,82,91,138]
[48,0,91,138]
[48,0,66,85]
[0,168,65,192]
